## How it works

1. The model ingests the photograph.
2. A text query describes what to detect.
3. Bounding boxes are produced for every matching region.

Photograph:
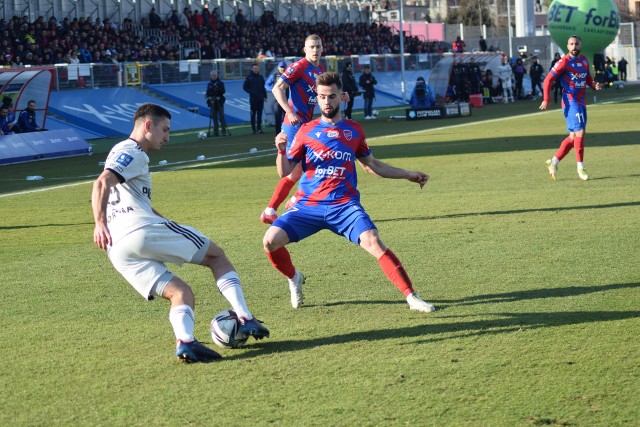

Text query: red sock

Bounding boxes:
[377,249,415,297]
[554,136,574,161]
[573,136,584,162]
[267,177,295,210]
[265,247,296,279]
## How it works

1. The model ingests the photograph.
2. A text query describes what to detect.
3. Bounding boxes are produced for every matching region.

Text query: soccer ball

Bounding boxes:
[197,131,208,139]
[210,310,248,349]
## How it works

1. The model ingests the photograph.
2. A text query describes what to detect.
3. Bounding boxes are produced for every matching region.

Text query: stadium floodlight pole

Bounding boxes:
[399,0,406,102]
[507,0,513,58]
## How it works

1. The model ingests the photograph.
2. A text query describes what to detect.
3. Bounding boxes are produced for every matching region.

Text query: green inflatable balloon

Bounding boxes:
[547,0,619,63]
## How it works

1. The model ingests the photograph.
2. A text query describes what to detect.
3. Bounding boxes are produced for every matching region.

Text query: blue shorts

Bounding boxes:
[273,200,377,245]
[562,103,587,132]
[282,123,302,151]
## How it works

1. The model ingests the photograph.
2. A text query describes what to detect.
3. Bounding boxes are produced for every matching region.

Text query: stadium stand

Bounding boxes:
[0,7,447,68]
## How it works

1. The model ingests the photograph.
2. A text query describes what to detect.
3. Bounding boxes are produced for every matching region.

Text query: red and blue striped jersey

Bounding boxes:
[547,53,595,106]
[287,118,371,205]
[280,58,325,124]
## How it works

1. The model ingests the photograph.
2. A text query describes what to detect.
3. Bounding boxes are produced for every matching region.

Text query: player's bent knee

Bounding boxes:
[263,227,288,252]
[263,236,279,253]
[162,277,195,306]
[205,241,226,258]
[358,230,385,255]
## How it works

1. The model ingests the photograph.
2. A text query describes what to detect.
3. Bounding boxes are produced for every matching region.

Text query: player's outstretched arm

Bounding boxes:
[539,72,556,111]
[91,170,120,250]
[359,154,429,189]
[274,131,295,177]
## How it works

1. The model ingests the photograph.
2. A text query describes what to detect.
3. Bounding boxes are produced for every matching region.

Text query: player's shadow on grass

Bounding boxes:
[228,309,640,359]
[299,282,640,310]
[375,200,640,223]
[585,172,640,181]
[435,281,640,308]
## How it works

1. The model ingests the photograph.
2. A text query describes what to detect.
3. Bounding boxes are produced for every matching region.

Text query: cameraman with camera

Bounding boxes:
[205,70,230,137]
[340,62,358,119]
[359,65,377,119]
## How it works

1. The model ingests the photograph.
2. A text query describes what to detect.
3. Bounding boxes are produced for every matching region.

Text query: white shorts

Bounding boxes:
[107,221,210,300]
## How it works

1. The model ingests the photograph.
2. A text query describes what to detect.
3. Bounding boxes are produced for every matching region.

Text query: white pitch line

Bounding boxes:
[378,93,640,140]
[3,93,639,199]
[0,150,275,199]
[0,180,95,198]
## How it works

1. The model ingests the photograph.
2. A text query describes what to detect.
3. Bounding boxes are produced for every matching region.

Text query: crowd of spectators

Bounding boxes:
[595,55,627,87]
[446,52,546,105]
[0,7,448,67]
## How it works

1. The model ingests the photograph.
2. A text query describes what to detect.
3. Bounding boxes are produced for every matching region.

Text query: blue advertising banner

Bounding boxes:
[48,88,211,137]
[0,129,91,165]
[0,135,39,165]
[45,116,107,139]
[146,81,248,125]
[146,72,419,123]
[43,71,437,139]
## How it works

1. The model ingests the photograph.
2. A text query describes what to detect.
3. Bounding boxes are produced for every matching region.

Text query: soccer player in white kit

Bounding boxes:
[92,103,269,363]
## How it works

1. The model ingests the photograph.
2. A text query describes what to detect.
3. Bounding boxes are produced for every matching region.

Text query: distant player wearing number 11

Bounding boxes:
[262,72,436,313]
[540,35,601,181]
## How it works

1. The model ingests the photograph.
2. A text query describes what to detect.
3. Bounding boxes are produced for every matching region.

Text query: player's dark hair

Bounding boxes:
[134,103,171,124]
[316,71,342,90]
[569,34,581,41]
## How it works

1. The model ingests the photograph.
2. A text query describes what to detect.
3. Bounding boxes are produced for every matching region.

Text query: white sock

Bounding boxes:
[217,271,252,319]
[552,157,560,165]
[264,207,276,215]
[169,304,195,342]
[577,162,584,169]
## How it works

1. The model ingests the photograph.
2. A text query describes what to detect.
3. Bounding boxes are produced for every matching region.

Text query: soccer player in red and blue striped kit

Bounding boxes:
[262,71,436,313]
[540,35,601,181]
[260,35,326,224]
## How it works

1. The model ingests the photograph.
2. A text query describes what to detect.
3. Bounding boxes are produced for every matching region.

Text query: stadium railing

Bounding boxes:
[47,53,445,91]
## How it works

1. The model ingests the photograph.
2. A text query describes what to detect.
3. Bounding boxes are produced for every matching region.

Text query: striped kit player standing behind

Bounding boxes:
[540,35,601,181]
[262,72,436,313]
[91,103,269,363]
[260,34,326,224]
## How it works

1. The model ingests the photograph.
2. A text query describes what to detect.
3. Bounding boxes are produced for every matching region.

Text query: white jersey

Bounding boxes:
[103,138,164,243]
[497,63,513,84]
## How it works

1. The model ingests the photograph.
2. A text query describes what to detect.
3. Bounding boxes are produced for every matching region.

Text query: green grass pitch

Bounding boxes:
[1,87,639,426]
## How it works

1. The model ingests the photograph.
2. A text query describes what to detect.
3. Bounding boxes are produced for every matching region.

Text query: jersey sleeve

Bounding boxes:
[287,123,309,163]
[280,61,302,87]
[352,123,371,158]
[105,148,145,183]
[542,72,557,102]
[549,57,565,78]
